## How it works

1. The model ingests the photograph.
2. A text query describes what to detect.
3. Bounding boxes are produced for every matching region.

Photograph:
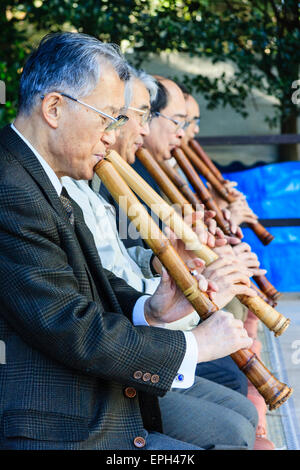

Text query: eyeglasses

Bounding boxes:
[183,116,201,130]
[191,117,201,126]
[127,106,152,125]
[153,111,187,132]
[40,92,129,131]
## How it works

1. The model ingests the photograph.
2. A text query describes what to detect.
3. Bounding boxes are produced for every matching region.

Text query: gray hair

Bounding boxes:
[128,66,158,104]
[18,32,131,115]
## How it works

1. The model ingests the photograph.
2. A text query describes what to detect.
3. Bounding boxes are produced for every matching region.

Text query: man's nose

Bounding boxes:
[102,129,116,148]
[176,127,185,139]
[141,122,150,136]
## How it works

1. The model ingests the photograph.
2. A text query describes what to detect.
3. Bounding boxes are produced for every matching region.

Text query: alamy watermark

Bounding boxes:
[0,340,6,364]
[0,80,5,105]
[291,339,300,365]
[291,79,300,105]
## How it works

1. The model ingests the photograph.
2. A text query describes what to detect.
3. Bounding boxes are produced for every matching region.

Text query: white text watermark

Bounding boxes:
[0,340,6,364]
[0,80,5,105]
[291,339,300,365]
[291,79,300,105]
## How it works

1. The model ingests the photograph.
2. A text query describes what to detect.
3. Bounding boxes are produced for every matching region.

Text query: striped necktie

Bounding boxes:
[60,187,75,225]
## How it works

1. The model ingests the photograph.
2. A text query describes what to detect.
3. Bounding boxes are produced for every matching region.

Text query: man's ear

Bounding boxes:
[40,93,64,129]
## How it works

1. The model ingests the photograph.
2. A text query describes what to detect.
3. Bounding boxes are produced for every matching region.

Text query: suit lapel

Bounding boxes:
[0,125,70,225]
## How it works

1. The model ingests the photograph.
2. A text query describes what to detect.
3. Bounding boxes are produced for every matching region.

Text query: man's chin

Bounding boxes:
[163,151,172,160]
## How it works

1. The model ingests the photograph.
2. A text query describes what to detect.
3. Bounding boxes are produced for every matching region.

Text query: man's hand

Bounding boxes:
[222,208,243,245]
[144,261,213,326]
[228,199,258,226]
[206,182,228,210]
[202,256,257,308]
[233,242,267,277]
[192,310,253,363]
[182,208,216,248]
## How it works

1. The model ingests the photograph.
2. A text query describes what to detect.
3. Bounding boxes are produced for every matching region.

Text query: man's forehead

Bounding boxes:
[91,66,126,111]
[159,78,186,116]
[131,79,150,109]
[187,95,200,115]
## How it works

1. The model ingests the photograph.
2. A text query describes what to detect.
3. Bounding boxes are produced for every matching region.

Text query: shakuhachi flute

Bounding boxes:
[189,138,227,184]
[136,148,276,306]
[172,147,281,303]
[94,156,293,410]
[182,140,275,246]
[152,158,273,306]
[159,159,202,210]
[138,146,281,307]
[106,149,290,337]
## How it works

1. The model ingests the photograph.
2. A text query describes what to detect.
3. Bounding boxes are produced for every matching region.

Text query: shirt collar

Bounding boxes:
[11,123,63,196]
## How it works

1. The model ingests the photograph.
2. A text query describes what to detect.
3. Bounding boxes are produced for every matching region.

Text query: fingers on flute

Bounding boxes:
[187,258,205,271]
[214,238,227,247]
[198,275,208,292]
[224,235,242,245]
[207,280,218,293]
[232,285,257,297]
[225,181,238,189]
[215,227,225,238]
[222,208,231,221]
[235,227,243,239]
[224,272,252,287]
[203,256,235,274]
[207,219,217,235]
[207,233,216,248]
[232,242,251,254]
[248,268,267,276]
[204,209,216,220]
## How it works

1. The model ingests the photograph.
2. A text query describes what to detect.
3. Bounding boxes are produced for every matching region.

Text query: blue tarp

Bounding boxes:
[222,162,300,292]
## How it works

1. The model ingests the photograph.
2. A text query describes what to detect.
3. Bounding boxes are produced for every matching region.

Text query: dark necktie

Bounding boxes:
[60,187,75,225]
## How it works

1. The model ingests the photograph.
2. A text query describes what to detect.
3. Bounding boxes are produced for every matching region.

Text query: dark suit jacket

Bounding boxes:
[0,125,186,450]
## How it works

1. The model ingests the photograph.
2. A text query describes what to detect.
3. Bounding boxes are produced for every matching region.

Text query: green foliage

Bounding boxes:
[0,0,299,133]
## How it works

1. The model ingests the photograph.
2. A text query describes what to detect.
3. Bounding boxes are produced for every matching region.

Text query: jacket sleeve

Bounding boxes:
[0,179,186,396]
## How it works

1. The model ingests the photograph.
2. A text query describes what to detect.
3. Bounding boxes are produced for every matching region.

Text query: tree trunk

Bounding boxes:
[279,112,299,161]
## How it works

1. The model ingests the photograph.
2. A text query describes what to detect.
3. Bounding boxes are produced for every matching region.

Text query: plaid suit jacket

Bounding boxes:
[0,125,186,450]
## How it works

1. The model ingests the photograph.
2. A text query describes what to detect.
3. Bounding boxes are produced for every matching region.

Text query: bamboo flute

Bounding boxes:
[108,149,290,337]
[158,159,202,209]
[190,138,227,184]
[94,156,292,410]
[181,141,235,202]
[173,147,281,303]
[154,159,274,306]
[184,140,275,246]
[172,147,233,235]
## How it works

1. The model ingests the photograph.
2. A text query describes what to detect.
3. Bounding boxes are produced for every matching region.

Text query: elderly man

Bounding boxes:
[0,32,256,450]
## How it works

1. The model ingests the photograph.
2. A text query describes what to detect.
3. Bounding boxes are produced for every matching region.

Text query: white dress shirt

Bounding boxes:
[11,123,198,388]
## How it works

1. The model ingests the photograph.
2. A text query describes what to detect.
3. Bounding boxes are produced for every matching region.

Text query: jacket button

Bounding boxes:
[134,436,146,448]
[133,370,143,380]
[151,374,160,383]
[124,387,137,398]
[143,372,151,382]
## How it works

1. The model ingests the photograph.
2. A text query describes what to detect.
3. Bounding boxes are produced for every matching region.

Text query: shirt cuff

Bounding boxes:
[132,295,153,326]
[171,331,198,389]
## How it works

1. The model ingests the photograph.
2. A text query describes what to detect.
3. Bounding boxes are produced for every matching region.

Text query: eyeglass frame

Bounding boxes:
[40,92,129,131]
[152,111,187,131]
[126,106,152,125]
[185,116,201,128]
